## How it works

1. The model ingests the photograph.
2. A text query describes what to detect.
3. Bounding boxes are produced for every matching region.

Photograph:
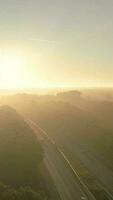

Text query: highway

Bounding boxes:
[59,137,113,200]
[27,119,96,200]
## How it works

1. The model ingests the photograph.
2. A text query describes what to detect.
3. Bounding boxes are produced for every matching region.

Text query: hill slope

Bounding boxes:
[0,105,43,187]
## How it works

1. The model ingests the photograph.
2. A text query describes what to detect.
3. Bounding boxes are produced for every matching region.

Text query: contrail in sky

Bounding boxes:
[29,38,57,44]
[0,37,58,44]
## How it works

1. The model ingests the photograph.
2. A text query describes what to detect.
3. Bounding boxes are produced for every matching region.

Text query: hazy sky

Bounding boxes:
[0,0,113,88]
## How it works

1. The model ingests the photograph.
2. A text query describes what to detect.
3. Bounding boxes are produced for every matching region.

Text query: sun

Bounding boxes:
[0,50,27,89]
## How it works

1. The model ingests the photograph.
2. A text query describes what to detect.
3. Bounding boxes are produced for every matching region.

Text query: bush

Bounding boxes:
[0,183,47,200]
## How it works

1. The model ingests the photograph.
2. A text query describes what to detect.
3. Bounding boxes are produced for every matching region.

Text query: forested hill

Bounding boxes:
[0,105,43,187]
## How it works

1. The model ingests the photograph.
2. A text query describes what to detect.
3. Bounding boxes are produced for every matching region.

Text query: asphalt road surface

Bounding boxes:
[59,137,113,199]
[27,119,95,200]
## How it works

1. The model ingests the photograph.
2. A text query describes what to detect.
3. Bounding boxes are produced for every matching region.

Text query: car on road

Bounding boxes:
[81,196,87,200]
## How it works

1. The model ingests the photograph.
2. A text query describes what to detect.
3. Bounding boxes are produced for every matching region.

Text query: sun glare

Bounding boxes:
[0,50,27,89]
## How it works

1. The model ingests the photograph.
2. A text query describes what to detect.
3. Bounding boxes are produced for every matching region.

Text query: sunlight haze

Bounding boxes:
[1,2,113,200]
[0,0,113,89]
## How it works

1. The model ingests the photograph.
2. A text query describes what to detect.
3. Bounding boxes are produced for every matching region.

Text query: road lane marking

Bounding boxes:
[57,148,96,200]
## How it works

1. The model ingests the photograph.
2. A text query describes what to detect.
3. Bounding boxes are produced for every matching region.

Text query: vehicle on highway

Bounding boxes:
[81,196,87,200]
